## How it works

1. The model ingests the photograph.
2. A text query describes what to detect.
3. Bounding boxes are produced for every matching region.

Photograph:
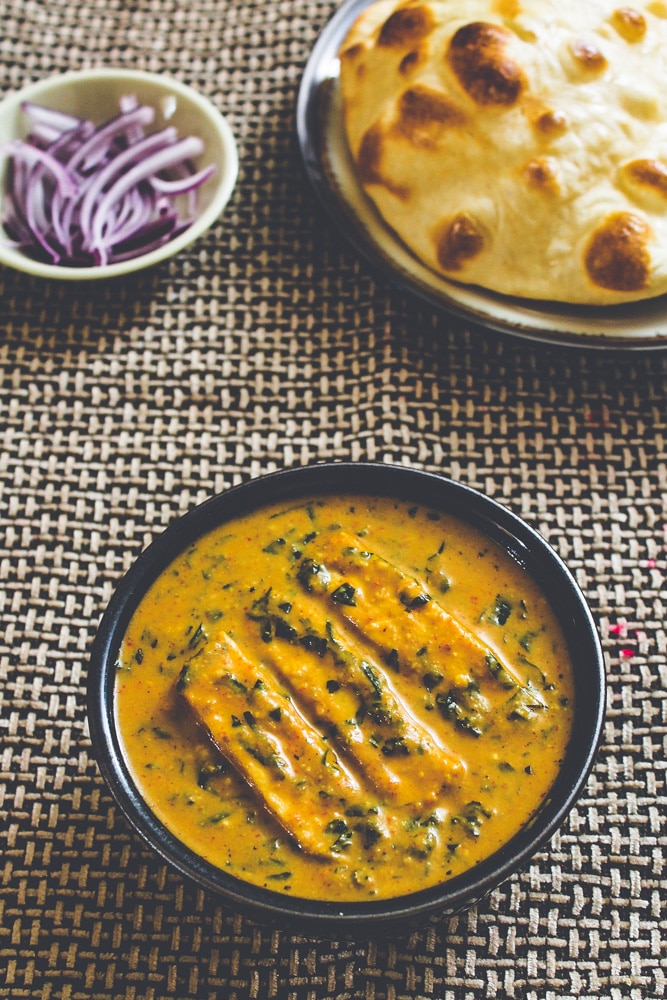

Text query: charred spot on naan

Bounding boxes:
[339,41,367,64]
[611,6,647,41]
[619,158,667,209]
[377,4,436,48]
[584,212,651,292]
[523,158,560,195]
[356,123,410,199]
[339,39,372,93]
[356,122,385,186]
[399,46,429,75]
[529,106,569,140]
[434,212,486,272]
[447,21,526,107]
[393,85,466,147]
[568,38,609,74]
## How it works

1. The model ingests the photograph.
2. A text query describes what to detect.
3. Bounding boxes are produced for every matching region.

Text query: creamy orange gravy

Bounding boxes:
[115,495,574,902]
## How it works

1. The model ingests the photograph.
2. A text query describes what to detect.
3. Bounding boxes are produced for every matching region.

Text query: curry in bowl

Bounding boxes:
[89,464,604,930]
[113,489,575,903]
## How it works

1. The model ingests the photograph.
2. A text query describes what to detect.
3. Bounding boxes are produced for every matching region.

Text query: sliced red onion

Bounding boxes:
[45,123,95,252]
[0,140,79,262]
[157,159,204,217]
[109,212,183,263]
[104,186,149,243]
[22,101,84,133]
[0,95,215,268]
[150,163,216,196]
[87,135,204,260]
[21,102,87,148]
[72,105,156,175]
[118,94,147,146]
[78,126,179,250]
[2,139,78,198]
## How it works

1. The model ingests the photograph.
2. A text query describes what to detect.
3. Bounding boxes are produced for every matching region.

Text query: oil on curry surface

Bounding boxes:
[115,495,574,901]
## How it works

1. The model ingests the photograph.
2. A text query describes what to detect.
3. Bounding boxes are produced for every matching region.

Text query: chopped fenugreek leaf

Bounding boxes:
[330,582,357,606]
[487,595,512,626]
[263,538,287,555]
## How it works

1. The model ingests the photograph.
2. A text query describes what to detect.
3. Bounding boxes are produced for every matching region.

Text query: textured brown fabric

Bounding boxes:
[0,2,666,998]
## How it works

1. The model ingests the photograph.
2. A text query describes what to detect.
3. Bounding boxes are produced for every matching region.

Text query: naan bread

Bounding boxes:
[338,0,667,304]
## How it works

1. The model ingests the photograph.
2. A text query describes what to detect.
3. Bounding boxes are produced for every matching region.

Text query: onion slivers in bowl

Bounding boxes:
[0,95,215,267]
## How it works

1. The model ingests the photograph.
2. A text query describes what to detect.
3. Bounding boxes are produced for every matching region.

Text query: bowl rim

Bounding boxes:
[88,462,606,933]
[0,68,238,280]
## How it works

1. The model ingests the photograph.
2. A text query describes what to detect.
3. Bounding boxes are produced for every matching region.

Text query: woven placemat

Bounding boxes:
[1,2,666,998]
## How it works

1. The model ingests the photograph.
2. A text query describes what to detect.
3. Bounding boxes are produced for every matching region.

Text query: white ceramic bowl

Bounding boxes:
[0,69,238,279]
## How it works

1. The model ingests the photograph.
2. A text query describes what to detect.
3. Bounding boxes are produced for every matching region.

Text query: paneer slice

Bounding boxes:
[298,529,525,694]
[247,591,465,804]
[178,636,382,857]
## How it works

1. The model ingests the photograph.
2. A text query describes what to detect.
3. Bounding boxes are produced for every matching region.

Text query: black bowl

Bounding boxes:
[88,462,605,936]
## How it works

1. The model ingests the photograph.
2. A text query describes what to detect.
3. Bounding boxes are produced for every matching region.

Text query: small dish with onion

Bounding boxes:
[0,68,238,280]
